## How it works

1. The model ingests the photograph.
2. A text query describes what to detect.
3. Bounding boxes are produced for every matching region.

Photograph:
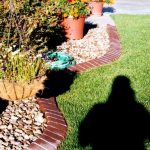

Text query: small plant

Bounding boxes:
[0,43,53,83]
[56,0,91,19]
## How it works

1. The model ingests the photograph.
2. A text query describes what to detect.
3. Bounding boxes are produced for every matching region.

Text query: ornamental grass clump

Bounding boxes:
[0,44,48,83]
[56,0,91,19]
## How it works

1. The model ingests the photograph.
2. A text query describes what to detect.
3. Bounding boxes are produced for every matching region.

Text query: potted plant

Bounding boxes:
[89,0,115,16]
[56,0,91,40]
[0,0,62,101]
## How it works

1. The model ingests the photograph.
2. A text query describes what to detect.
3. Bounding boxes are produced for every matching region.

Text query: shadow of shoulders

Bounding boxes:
[79,76,150,150]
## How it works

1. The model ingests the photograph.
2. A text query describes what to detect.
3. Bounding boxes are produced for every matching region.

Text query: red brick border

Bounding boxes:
[23,97,67,150]
[23,24,122,150]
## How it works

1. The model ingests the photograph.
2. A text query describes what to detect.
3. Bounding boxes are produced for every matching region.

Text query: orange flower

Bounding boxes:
[63,13,68,17]
[71,0,76,4]
[74,8,79,13]
[57,12,61,16]
[102,1,105,4]
[85,7,88,10]
[74,13,78,18]
[110,0,115,5]
[81,0,87,2]
[79,6,82,9]
[69,11,74,15]
[66,0,72,2]
[71,6,74,9]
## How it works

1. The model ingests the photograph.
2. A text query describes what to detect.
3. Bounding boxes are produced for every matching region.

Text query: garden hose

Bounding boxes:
[45,51,76,69]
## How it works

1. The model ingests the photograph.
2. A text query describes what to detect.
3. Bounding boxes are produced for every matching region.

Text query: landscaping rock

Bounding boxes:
[0,97,47,149]
[57,25,110,64]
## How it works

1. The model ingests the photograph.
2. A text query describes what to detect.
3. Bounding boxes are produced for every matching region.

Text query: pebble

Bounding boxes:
[57,25,110,64]
[0,97,47,149]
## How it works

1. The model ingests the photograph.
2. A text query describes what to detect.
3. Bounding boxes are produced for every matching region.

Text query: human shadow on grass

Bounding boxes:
[79,76,150,150]
[36,68,77,98]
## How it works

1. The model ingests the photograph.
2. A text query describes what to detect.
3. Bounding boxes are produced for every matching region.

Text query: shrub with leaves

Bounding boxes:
[2,0,61,50]
[0,0,62,83]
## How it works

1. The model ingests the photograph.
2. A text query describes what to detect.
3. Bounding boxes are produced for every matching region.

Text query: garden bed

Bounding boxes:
[0,24,122,150]
[57,25,110,64]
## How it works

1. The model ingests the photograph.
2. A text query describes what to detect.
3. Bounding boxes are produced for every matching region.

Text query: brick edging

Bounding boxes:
[23,24,122,150]
[24,97,67,150]
[67,24,122,72]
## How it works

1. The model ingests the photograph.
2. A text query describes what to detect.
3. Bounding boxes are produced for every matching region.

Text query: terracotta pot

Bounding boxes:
[61,17,85,40]
[89,1,103,16]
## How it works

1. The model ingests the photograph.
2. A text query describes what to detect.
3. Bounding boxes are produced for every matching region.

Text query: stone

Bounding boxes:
[8,124,13,130]
[11,116,18,120]
[9,135,15,140]
[0,125,7,130]
[0,96,47,149]
[33,129,42,135]
[15,129,23,134]
[24,134,29,140]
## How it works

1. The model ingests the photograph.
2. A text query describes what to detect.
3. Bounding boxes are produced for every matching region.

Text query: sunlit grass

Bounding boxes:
[57,14,150,149]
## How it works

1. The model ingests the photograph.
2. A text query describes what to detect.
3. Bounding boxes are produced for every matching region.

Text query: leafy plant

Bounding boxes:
[2,0,61,50]
[56,0,91,19]
[0,0,61,83]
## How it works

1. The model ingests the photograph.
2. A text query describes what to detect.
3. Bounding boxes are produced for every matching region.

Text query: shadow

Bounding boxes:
[79,76,150,150]
[29,25,67,51]
[0,98,8,114]
[36,68,77,98]
[102,6,116,13]
[83,23,97,36]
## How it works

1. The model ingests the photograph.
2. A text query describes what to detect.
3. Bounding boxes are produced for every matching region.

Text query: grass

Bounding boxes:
[57,14,150,149]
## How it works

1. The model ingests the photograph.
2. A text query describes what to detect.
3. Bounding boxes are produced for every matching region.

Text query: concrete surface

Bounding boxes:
[85,0,150,26]
[109,0,150,14]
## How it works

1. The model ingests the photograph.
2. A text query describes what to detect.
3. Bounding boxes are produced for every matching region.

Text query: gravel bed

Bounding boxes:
[57,25,110,64]
[0,97,47,150]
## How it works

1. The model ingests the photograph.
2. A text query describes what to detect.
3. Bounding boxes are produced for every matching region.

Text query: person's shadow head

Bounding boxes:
[107,75,135,105]
[79,76,150,150]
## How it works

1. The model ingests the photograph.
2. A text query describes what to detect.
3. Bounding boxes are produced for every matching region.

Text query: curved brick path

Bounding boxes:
[24,24,122,150]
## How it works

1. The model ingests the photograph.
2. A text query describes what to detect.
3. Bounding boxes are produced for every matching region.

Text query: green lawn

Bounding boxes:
[57,14,150,150]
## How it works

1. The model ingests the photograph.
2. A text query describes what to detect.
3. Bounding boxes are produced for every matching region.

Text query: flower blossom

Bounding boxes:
[1,66,6,72]
[11,49,20,56]
[36,54,42,57]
